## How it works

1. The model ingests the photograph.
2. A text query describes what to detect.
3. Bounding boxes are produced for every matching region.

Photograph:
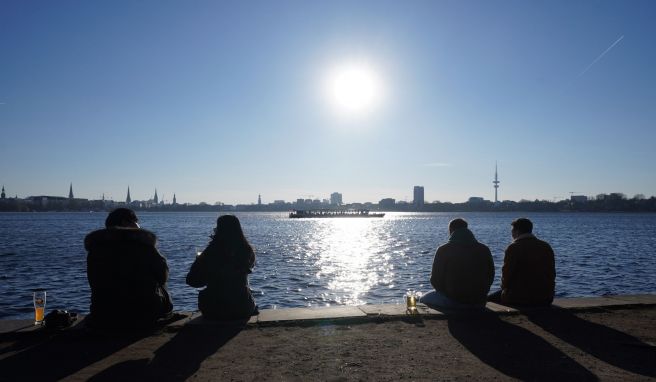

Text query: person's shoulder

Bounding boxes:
[523,235,551,248]
[535,237,554,252]
[505,239,522,254]
[85,228,114,251]
[435,242,453,254]
[84,227,157,250]
[475,241,492,253]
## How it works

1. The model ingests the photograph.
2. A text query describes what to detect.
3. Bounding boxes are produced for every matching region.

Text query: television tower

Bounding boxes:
[493,162,500,203]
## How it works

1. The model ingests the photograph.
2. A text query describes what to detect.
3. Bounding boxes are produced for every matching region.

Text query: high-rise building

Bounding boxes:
[413,186,424,207]
[126,187,132,204]
[330,192,343,206]
[493,162,500,203]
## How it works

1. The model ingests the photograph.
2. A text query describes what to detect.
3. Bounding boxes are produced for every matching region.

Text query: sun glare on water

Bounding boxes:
[323,60,386,118]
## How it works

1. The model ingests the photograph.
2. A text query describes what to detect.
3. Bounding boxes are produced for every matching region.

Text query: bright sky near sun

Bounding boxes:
[1,1,655,204]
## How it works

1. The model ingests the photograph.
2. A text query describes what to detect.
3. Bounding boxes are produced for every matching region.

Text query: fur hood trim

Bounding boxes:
[85,227,157,251]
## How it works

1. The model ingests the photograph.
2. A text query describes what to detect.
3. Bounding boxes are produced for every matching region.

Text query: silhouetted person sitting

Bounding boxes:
[85,208,173,329]
[420,218,495,309]
[488,218,556,306]
[186,215,257,320]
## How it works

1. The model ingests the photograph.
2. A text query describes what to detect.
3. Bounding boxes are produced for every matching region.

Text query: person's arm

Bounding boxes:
[186,252,209,288]
[486,247,495,288]
[430,246,447,292]
[547,243,556,287]
[151,248,169,285]
[500,245,516,290]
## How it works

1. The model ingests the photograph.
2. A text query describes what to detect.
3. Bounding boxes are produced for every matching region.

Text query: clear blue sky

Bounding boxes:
[1,1,655,204]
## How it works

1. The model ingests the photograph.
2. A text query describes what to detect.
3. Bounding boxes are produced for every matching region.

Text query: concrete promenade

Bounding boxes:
[1,294,655,381]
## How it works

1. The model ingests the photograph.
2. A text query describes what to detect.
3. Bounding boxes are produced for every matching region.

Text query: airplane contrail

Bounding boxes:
[578,35,624,77]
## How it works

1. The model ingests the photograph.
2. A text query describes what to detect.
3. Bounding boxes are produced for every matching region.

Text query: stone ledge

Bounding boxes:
[2,294,654,333]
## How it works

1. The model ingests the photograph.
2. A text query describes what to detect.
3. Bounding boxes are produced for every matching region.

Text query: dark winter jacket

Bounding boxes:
[501,234,555,306]
[85,227,173,328]
[186,242,256,320]
[430,228,495,305]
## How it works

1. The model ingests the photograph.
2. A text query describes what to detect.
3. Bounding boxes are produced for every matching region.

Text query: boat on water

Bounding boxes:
[289,209,385,218]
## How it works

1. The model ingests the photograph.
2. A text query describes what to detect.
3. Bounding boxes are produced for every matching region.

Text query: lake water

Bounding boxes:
[1,211,655,319]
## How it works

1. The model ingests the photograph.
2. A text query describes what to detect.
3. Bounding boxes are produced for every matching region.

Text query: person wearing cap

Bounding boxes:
[420,218,495,309]
[488,218,556,306]
[85,208,173,329]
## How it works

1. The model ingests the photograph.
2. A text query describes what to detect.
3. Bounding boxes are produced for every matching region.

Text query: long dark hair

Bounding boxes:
[210,215,255,269]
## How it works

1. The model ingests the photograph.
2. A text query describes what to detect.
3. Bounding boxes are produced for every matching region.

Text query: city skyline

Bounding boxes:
[1,179,651,206]
[1,2,655,204]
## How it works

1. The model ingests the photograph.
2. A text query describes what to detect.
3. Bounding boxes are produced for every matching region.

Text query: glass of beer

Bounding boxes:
[405,291,417,312]
[33,289,46,325]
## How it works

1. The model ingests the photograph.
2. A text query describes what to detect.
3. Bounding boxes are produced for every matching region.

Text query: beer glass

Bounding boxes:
[33,289,46,325]
[405,291,417,312]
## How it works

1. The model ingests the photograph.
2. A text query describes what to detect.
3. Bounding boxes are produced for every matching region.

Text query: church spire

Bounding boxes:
[126,186,132,204]
[172,193,177,205]
[1,185,5,200]
[154,189,158,204]
[493,161,500,204]
[68,183,74,199]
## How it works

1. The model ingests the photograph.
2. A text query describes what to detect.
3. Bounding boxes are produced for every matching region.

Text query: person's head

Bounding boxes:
[211,215,254,268]
[448,218,468,234]
[105,208,139,228]
[212,215,246,243]
[511,218,533,239]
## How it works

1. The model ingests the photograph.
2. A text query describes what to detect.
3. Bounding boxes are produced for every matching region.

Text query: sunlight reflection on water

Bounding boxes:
[311,219,391,305]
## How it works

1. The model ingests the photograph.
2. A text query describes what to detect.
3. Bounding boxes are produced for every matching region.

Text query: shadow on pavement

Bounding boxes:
[524,307,656,378]
[0,322,149,381]
[88,317,248,381]
[448,311,598,381]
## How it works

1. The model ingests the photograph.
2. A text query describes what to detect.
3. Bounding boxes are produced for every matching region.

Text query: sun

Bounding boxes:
[323,60,386,117]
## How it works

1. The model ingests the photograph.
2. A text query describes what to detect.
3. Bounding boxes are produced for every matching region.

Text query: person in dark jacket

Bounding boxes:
[85,208,173,329]
[420,218,495,309]
[186,215,257,320]
[488,218,556,306]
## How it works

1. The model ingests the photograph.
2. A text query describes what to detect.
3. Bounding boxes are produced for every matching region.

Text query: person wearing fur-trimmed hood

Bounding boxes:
[85,208,173,329]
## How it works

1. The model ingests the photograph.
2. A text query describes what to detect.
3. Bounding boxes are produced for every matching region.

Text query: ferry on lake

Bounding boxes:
[289,209,385,219]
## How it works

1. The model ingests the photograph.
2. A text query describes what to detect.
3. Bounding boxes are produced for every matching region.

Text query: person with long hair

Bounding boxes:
[186,215,257,319]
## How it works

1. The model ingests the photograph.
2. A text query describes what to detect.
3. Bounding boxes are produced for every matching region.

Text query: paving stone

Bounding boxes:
[185,312,257,326]
[356,303,444,317]
[605,294,656,305]
[257,306,366,323]
[165,312,194,327]
[485,302,519,313]
[358,304,408,316]
[552,296,626,309]
[415,303,446,316]
[0,319,38,334]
